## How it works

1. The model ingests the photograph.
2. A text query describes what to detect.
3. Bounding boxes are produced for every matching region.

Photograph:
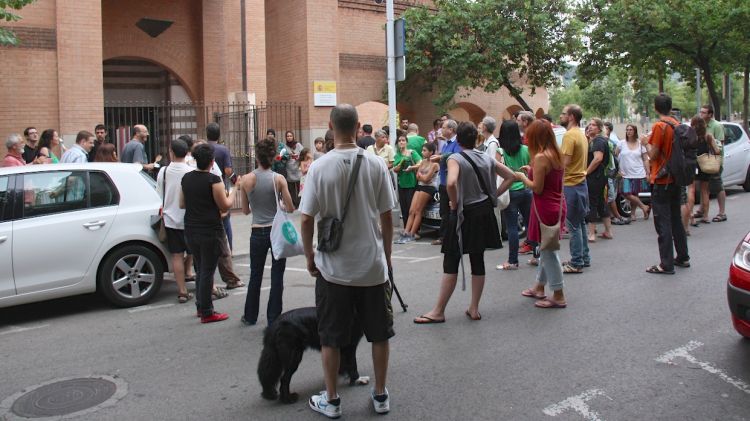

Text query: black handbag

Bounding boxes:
[317,150,364,252]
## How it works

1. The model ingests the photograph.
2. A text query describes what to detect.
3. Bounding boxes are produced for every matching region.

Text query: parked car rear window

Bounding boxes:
[723,124,743,145]
[89,171,119,207]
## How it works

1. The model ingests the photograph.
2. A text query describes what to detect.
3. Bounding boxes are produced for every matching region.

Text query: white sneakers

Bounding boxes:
[309,388,390,418]
[309,391,341,419]
[371,388,390,414]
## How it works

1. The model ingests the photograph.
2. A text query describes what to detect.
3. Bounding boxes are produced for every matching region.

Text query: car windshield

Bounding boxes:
[139,171,157,189]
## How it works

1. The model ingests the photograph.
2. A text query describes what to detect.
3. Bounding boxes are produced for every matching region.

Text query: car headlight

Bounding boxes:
[733,238,750,272]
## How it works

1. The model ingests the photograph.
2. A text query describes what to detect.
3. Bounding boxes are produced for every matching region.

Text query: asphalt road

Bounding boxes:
[1,188,750,420]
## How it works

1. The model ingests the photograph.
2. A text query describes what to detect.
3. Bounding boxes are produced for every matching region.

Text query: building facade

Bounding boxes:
[0,0,549,158]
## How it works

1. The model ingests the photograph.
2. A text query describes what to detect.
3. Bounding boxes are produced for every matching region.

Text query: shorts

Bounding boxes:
[166,227,190,254]
[416,185,437,197]
[607,178,618,203]
[709,173,724,194]
[443,252,485,276]
[622,178,648,195]
[315,276,394,347]
[585,179,607,222]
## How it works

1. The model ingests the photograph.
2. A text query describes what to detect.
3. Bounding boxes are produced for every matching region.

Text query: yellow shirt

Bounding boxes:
[366,143,395,164]
[561,127,588,186]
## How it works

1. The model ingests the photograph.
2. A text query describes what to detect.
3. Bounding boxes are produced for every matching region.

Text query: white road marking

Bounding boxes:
[128,303,175,313]
[656,341,750,395]
[408,255,442,263]
[0,324,50,336]
[543,388,611,420]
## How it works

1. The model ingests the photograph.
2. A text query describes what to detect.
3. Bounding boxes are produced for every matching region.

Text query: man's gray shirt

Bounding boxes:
[121,139,147,164]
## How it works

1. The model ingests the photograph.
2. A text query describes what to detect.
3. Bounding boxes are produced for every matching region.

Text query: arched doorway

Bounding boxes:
[448,102,486,124]
[504,105,524,120]
[103,58,196,160]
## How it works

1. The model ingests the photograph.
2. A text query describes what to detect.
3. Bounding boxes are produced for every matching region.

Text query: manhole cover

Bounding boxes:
[1,375,127,420]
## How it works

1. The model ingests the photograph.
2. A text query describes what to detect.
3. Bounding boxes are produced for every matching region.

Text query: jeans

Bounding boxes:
[651,183,689,271]
[243,226,286,325]
[537,250,563,291]
[501,189,532,264]
[185,228,224,317]
[398,187,415,228]
[564,183,590,268]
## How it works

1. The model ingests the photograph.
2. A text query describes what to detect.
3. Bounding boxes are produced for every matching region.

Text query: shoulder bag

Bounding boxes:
[317,149,364,252]
[150,165,169,243]
[531,177,564,251]
[494,148,511,210]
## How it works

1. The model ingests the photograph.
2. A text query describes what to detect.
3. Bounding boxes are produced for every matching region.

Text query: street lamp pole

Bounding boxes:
[385,0,397,145]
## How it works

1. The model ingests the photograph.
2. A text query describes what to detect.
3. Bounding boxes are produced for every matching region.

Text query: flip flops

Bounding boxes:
[521,288,547,299]
[646,264,675,275]
[465,310,482,321]
[496,262,519,270]
[413,315,445,324]
[177,292,194,304]
[534,299,567,309]
[211,287,229,300]
[224,280,245,290]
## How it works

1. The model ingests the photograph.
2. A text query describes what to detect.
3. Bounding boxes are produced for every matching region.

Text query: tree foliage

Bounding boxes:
[1,0,35,46]
[400,0,581,111]
[577,0,744,119]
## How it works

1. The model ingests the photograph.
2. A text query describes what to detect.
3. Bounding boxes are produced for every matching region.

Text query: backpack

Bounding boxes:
[657,120,699,186]
[605,139,619,179]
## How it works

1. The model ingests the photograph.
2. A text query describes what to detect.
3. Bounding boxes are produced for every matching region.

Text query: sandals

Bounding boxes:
[534,299,567,309]
[177,292,194,304]
[496,262,519,270]
[527,258,539,267]
[645,264,675,275]
[643,206,651,220]
[224,280,245,290]
[692,211,704,219]
[712,214,727,222]
[211,287,229,300]
[413,314,445,324]
[465,310,482,321]
[521,288,547,299]
[562,260,590,268]
[562,263,583,274]
[599,232,614,240]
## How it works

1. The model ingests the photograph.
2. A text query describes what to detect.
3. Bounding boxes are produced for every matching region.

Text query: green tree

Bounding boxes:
[400,0,581,110]
[577,0,739,119]
[1,0,35,46]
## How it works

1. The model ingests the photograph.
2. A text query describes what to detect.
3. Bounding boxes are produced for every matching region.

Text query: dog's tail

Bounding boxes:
[258,327,282,400]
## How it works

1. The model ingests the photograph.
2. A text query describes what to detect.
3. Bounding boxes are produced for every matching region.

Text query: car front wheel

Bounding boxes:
[98,245,164,307]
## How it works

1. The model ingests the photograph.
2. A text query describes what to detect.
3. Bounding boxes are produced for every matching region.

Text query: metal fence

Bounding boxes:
[103,101,302,177]
[103,101,301,209]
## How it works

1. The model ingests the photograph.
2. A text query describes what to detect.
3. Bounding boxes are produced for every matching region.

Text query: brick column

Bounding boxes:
[305,0,339,143]
[201,0,227,103]
[56,0,104,141]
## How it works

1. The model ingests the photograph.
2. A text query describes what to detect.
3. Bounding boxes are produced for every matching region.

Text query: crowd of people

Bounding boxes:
[1,93,733,417]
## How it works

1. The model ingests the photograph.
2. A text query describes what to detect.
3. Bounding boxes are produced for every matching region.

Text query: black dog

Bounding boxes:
[257,307,366,403]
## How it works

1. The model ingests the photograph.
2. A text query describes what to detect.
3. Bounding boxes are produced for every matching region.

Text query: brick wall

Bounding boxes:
[56,0,104,140]
[246,0,267,103]
[0,0,59,158]
[103,0,203,102]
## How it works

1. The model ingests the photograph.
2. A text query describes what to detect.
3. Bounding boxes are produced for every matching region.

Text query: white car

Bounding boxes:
[720,122,750,191]
[0,163,171,308]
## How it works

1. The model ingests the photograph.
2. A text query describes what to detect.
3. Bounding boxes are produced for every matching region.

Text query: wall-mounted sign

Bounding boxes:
[313,81,337,107]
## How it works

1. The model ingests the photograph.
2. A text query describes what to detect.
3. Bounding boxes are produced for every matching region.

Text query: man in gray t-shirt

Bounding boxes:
[121,124,157,171]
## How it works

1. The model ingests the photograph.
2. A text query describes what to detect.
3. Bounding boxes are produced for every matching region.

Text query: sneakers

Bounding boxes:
[200,312,229,324]
[309,391,341,419]
[371,388,390,414]
[518,243,534,255]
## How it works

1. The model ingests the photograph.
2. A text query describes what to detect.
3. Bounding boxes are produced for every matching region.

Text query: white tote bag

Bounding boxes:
[495,148,511,210]
[270,173,304,259]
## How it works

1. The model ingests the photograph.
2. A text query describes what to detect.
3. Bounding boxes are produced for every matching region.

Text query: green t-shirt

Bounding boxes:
[394,149,422,188]
[499,145,530,191]
[707,118,725,157]
[407,135,426,158]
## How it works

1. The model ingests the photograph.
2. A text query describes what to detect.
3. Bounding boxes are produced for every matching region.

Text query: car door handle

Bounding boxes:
[0,236,6,244]
[83,221,107,230]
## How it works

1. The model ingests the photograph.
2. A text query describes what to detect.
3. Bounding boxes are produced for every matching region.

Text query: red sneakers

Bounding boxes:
[518,243,534,255]
[200,312,229,324]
